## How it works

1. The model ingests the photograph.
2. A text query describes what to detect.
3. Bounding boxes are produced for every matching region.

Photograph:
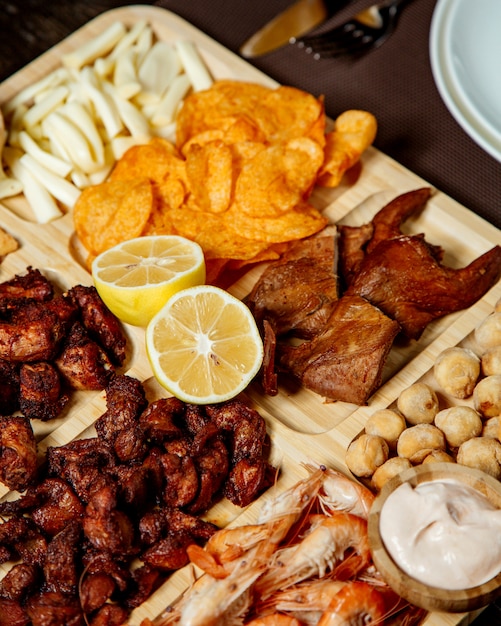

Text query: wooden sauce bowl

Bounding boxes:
[368,462,501,613]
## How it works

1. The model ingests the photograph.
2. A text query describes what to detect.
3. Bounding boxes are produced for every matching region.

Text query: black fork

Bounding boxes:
[293,0,412,58]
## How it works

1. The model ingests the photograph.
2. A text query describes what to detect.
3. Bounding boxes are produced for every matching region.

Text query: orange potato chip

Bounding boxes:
[109,137,183,183]
[235,138,325,217]
[73,80,376,282]
[226,201,327,245]
[317,110,377,187]
[185,140,234,213]
[74,178,154,256]
[176,81,325,151]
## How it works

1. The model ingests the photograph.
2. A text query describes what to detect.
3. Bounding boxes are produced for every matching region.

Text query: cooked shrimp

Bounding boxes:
[187,522,278,578]
[272,579,346,614]
[258,467,325,525]
[305,464,375,520]
[186,470,326,579]
[252,579,347,626]
[317,581,386,626]
[177,556,267,626]
[245,615,305,626]
[255,513,371,599]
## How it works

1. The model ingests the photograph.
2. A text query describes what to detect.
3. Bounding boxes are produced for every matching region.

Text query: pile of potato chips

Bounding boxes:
[74,80,376,282]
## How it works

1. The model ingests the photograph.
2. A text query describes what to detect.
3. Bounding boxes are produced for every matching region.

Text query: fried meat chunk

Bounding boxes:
[95,374,148,462]
[224,457,275,507]
[47,439,116,504]
[19,361,69,421]
[0,298,76,363]
[0,268,53,314]
[0,477,84,536]
[0,562,39,602]
[55,322,114,390]
[280,295,400,404]
[67,285,126,366]
[83,485,136,556]
[42,521,81,595]
[0,415,37,491]
[25,590,84,626]
[347,235,501,339]
[0,357,19,415]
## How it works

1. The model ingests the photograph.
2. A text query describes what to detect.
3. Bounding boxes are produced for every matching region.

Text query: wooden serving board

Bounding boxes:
[1,6,500,626]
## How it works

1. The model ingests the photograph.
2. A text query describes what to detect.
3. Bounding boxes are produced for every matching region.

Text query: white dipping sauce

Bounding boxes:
[379,479,501,589]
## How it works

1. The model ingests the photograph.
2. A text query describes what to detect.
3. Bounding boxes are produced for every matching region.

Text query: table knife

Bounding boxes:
[240,0,346,58]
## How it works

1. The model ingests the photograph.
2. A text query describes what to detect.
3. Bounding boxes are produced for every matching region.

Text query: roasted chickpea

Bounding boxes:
[397,382,439,425]
[483,416,500,438]
[434,405,483,448]
[473,375,501,418]
[422,450,455,464]
[345,433,389,478]
[433,347,480,399]
[474,312,501,354]
[481,346,501,377]
[371,457,412,491]
[396,423,446,464]
[457,437,501,479]
[364,409,406,449]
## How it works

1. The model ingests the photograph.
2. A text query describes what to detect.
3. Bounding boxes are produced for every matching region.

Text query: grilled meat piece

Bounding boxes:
[88,603,129,625]
[25,590,84,626]
[19,361,69,421]
[0,357,19,415]
[125,564,161,609]
[224,457,275,507]
[0,415,37,491]
[79,572,116,614]
[347,235,501,339]
[67,285,126,366]
[188,438,230,514]
[338,187,433,287]
[47,439,116,504]
[2,518,48,568]
[141,532,193,571]
[83,485,136,556]
[158,452,199,508]
[0,563,39,602]
[0,477,84,536]
[139,397,185,443]
[206,400,268,464]
[262,319,278,395]
[43,521,81,595]
[0,298,76,363]
[246,234,339,339]
[95,375,148,442]
[55,322,114,390]
[95,374,148,462]
[279,295,400,404]
[0,598,29,626]
[0,268,53,314]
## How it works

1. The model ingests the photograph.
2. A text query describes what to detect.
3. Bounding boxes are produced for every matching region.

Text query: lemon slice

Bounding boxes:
[91,235,206,327]
[145,285,264,404]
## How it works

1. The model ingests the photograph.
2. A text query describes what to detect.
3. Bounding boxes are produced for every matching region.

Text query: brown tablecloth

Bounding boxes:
[0,0,500,231]
[0,1,500,622]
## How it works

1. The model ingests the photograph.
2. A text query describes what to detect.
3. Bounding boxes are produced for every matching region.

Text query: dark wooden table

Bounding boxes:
[1,1,500,623]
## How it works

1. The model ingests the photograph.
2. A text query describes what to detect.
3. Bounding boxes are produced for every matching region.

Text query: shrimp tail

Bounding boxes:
[186,543,230,579]
[317,581,386,626]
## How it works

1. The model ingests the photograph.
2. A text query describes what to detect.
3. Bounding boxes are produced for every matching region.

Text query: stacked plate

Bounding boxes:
[430,0,501,162]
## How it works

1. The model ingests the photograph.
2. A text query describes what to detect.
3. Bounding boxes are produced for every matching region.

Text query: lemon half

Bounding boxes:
[145,285,264,404]
[92,235,206,327]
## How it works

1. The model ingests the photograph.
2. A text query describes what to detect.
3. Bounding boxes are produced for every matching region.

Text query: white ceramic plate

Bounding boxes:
[430,0,501,162]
